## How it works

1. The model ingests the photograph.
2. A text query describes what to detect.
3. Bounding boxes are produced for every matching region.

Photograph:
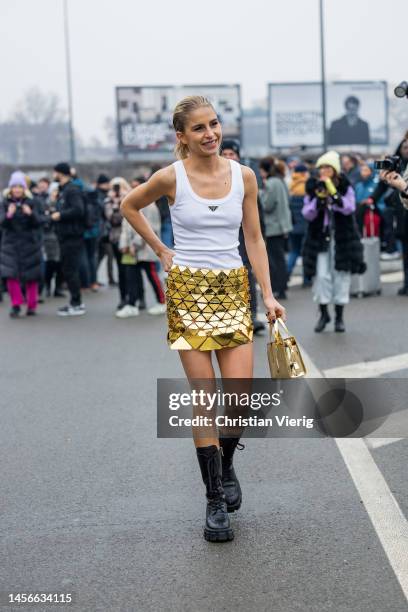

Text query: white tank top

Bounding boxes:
[170,159,244,269]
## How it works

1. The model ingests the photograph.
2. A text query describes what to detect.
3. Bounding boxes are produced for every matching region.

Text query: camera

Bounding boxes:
[113,183,121,197]
[394,81,408,98]
[316,180,327,192]
[373,155,403,173]
[315,180,328,199]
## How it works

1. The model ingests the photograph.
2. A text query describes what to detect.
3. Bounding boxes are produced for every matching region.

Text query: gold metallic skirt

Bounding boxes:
[165,264,253,351]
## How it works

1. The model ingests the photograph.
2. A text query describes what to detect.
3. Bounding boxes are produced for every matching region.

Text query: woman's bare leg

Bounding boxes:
[215,342,254,439]
[215,342,254,379]
[178,350,219,448]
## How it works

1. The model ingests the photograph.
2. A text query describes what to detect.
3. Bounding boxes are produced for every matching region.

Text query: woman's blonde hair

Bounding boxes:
[172,95,215,159]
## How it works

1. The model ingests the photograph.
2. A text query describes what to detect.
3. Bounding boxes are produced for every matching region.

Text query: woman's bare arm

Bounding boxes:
[120,166,176,269]
[241,166,286,321]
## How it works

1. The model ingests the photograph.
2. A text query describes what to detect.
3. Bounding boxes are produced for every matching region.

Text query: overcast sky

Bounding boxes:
[1,0,406,143]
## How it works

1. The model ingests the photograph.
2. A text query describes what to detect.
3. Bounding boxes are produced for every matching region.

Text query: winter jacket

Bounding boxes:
[55,181,85,239]
[289,196,308,236]
[301,175,366,278]
[104,197,123,244]
[0,194,45,281]
[260,177,293,237]
[119,203,161,262]
[289,171,309,235]
[42,198,61,261]
[354,176,377,204]
[289,171,309,197]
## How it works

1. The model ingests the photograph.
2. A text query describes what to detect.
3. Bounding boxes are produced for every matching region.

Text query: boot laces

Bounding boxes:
[208,496,226,513]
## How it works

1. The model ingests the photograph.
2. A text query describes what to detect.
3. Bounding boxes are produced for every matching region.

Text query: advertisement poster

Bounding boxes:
[116,85,241,152]
[268,81,388,148]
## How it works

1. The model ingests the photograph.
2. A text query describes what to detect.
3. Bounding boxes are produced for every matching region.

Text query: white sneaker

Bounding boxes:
[115,305,139,318]
[380,252,400,261]
[147,303,167,315]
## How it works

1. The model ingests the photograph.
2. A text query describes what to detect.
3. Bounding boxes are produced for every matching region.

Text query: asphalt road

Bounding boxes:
[1,273,407,612]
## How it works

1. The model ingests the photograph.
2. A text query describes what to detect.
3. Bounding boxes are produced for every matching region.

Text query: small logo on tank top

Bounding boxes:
[208,206,218,211]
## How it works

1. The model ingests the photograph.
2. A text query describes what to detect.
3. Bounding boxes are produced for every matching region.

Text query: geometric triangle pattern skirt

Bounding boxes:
[165,264,254,351]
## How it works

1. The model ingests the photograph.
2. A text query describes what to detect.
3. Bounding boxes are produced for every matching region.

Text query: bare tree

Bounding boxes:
[12,87,66,126]
[0,88,69,164]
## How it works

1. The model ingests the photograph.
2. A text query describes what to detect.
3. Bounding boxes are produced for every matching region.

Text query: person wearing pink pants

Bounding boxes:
[0,171,44,318]
[6,279,38,315]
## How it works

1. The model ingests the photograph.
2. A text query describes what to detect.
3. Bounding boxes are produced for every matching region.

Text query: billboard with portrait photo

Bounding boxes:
[327,81,388,146]
[116,85,241,152]
[268,81,388,148]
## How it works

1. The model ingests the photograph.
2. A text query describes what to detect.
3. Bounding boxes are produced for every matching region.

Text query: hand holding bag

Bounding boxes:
[267,318,307,379]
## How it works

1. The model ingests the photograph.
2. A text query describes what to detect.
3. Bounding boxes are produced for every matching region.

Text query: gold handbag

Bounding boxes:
[267,318,307,379]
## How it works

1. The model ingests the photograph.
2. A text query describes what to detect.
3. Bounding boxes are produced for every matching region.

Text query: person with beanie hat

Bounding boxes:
[302,151,366,332]
[221,139,240,158]
[0,171,45,317]
[52,162,86,316]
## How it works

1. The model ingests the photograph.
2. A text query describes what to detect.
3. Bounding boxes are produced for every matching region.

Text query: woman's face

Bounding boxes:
[259,167,267,181]
[360,164,372,180]
[10,185,24,199]
[319,165,335,180]
[177,106,222,157]
[400,140,408,160]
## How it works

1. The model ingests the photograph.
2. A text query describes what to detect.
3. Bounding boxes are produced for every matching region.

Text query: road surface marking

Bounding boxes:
[323,353,408,378]
[366,438,404,449]
[336,438,408,600]
[299,343,408,602]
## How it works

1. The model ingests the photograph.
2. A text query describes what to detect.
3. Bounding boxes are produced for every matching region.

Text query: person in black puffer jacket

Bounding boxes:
[0,171,45,317]
[302,151,366,333]
[51,162,86,316]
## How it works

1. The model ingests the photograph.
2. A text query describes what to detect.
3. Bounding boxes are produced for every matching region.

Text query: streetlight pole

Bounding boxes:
[319,0,328,151]
[63,0,76,163]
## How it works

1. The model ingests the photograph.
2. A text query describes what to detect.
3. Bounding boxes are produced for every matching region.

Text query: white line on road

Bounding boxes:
[336,438,408,599]
[366,438,404,449]
[323,353,408,378]
[300,344,408,602]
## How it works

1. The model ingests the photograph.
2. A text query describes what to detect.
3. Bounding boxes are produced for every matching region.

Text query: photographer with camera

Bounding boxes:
[0,171,45,318]
[104,177,130,312]
[302,151,366,333]
[374,137,408,295]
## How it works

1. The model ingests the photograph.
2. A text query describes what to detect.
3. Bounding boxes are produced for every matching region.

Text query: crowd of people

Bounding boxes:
[1,136,407,333]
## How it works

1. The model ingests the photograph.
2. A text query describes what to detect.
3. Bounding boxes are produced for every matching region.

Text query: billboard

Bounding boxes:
[268,81,388,148]
[116,85,241,152]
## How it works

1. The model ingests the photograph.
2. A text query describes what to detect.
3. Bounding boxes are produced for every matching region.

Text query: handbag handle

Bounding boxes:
[268,317,290,342]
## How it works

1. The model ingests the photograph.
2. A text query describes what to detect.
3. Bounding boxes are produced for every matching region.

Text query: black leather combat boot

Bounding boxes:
[314,304,331,333]
[220,438,243,512]
[196,445,234,542]
[335,304,346,333]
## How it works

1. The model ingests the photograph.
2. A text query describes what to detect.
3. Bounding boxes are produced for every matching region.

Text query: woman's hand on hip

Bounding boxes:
[263,295,287,323]
[159,247,176,272]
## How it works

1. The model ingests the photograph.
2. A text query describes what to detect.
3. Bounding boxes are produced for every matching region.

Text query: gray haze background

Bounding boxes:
[0,0,407,147]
